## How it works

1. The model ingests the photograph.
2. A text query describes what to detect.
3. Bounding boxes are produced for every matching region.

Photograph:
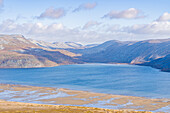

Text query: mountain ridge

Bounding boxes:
[0,35,81,68]
[0,34,169,72]
[69,38,170,72]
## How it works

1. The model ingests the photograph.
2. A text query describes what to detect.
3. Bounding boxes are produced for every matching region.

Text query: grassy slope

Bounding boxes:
[0,100,151,113]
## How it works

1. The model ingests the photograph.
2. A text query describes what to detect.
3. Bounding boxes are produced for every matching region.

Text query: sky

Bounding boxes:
[0,0,170,44]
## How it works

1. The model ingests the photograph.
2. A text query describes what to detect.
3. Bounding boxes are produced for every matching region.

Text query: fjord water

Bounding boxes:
[0,64,169,98]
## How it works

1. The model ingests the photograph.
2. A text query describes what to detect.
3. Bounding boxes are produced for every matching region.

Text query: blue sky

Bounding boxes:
[0,0,170,44]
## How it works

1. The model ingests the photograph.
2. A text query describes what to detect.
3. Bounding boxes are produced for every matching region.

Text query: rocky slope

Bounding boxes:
[0,35,81,68]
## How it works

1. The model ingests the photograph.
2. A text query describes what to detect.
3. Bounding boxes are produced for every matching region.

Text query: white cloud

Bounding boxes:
[83,21,101,29]
[0,19,64,35]
[0,19,126,43]
[124,21,170,35]
[105,24,121,32]
[73,2,97,12]
[157,12,170,21]
[0,19,170,44]
[103,8,145,19]
[38,7,65,19]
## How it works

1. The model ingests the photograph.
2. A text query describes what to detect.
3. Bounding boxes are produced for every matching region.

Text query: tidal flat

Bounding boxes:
[0,84,169,112]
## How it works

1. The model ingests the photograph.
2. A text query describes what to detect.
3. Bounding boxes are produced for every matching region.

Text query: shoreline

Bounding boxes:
[0,62,169,73]
[0,83,168,99]
[0,84,169,112]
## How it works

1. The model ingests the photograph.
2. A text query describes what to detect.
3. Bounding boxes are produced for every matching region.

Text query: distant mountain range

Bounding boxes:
[29,39,97,49]
[70,39,170,72]
[0,34,169,72]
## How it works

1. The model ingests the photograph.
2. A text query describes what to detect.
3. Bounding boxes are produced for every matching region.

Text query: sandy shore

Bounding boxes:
[0,84,169,112]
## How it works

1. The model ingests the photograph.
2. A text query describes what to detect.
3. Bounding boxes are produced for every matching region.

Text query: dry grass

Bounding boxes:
[0,103,152,113]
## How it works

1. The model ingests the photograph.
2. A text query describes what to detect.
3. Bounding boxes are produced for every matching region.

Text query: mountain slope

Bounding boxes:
[0,34,169,71]
[29,39,84,49]
[67,40,132,55]
[140,54,170,72]
[0,35,81,68]
[53,42,83,49]
[78,39,170,64]
[29,39,97,50]
[0,51,58,68]
[0,35,38,51]
[67,38,170,72]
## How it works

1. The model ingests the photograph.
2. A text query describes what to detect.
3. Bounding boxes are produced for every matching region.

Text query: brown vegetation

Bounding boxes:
[0,100,152,113]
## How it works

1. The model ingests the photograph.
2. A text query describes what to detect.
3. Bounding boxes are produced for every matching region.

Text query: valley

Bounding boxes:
[0,34,169,72]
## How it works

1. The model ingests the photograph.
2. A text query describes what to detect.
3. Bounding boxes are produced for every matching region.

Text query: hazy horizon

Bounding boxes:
[1,34,170,45]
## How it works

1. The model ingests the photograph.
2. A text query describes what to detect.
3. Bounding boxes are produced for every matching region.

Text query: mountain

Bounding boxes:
[29,39,84,49]
[0,34,169,72]
[67,40,134,55]
[69,39,170,72]
[29,39,97,50]
[140,54,170,72]
[77,39,169,63]
[0,34,38,51]
[53,42,83,49]
[0,35,81,68]
[84,44,99,48]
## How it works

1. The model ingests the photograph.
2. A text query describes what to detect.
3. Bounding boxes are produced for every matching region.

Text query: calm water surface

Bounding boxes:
[0,64,169,98]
